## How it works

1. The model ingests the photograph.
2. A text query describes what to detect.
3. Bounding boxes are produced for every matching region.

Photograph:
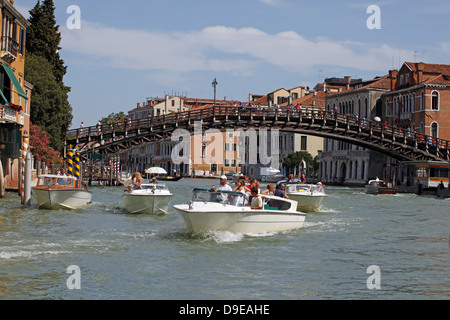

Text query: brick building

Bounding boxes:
[382,62,450,141]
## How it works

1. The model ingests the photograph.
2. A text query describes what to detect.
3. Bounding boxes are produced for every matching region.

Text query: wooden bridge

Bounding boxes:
[66,106,450,162]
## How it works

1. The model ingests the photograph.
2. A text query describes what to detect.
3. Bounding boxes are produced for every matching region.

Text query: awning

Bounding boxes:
[0,88,9,105]
[1,62,28,100]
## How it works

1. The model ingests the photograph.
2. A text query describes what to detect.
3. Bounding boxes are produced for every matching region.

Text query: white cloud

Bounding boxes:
[61,22,413,78]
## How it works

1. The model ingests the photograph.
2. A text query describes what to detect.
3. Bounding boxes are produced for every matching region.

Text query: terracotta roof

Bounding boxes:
[356,74,391,90]
[404,62,450,76]
[280,91,326,107]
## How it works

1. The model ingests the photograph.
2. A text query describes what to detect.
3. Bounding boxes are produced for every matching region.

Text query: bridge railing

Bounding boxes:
[66,105,450,158]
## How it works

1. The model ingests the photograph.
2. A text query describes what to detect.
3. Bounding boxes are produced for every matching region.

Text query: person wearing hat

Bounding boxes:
[210,175,232,202]
[317,182,324,192]
[211,175,232,192]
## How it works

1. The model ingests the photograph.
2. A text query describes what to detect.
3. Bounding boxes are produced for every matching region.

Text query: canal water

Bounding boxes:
[0,178,448,300]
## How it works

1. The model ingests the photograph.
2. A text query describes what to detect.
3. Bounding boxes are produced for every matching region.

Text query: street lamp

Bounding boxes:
[212,78,218,107]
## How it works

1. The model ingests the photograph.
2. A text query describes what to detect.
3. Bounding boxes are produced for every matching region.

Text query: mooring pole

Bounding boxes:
[24,151,32,206]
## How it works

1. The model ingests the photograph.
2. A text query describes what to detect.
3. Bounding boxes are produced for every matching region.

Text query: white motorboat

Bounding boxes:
[122,183,173,214]
[365,180,397,195]
[32,175,92,210]
[173,188,306,234]
[284,183,327,212]
[260,167,285,183]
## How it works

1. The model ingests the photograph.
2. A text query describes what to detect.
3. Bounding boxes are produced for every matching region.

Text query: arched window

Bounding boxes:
[412,93,416,111]
[421,91,425,110]
[431,122,438,138]
[431,91,439,110]
[364,98,368,117]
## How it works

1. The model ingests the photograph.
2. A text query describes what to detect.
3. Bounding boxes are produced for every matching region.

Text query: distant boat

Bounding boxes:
[260,167,285,183]
[32,175,92,210]
[157,175,182,181]
[284,183,327,212]
[365,180,397,195]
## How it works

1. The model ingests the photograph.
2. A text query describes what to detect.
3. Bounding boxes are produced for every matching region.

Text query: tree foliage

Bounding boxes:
[25,53,72,151]
[29,122,63,166]
[282,151,318,171]
[101,112,127,125]
[25,0,72,151]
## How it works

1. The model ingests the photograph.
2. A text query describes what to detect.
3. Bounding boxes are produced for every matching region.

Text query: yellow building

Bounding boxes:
[0,0,31,195]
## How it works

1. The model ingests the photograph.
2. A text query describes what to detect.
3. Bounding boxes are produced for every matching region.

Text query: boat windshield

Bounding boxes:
[141,184,167,191]
[192,188,246,205]
[191,188,294,210]
[38,176,78,188]
[287,184,324,193]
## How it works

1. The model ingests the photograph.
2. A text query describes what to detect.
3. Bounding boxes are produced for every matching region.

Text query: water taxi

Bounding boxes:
[365,180,397,195]
[32,175,92,210]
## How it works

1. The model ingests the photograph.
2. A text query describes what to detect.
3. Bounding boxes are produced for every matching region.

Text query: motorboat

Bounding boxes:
[32,175,92,210]
[260,167,285,183]
[173,188,306,234]
[122,183,173,214]
[365,180,397,195]
[284,183,327,212]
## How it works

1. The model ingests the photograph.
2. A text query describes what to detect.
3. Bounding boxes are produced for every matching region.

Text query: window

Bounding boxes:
[300,136,307,151]
[421,91,425,110]
[431,91,439,110]
[224,143,229,151]
[431,122,438,138]
[19,28,25,55]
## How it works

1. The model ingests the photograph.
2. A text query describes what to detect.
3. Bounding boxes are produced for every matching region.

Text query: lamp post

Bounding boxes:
[212,78,218,107]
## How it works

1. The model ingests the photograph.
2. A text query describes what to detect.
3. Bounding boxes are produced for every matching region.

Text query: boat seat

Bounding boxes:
[264,204,278,210]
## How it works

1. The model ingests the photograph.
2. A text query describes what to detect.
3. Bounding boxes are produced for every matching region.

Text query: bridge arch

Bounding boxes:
[66,106,450,163]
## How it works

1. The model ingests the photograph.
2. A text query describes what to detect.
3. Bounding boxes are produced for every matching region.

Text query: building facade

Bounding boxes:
[318,75,393,185]
[0,0,31,195]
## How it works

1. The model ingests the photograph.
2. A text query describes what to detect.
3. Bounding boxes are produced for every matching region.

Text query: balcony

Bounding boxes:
[1,36,18,63]
[0,104,18,123]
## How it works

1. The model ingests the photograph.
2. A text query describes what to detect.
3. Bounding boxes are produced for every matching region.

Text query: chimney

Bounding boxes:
[344,76,352,90]
[389,69,398,91]
[137,102,141,108]
[416,62,424,84]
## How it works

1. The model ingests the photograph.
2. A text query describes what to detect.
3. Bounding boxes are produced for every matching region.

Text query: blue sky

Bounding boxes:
[15,0,450,128]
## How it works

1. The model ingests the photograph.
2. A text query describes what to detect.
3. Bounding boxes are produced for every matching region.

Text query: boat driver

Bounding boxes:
[210,175,232,202]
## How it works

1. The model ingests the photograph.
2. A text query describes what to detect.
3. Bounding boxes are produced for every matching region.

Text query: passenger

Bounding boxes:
[274,183,289,199]
[133,172,143,190]
[244,178,258,194]
[232,180,245,205]
[250,187,263,209]
[261,184,275,195]
[151,176,158,184]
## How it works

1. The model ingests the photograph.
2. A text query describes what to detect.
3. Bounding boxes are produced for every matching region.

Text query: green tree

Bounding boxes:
[282,151,317,173]
[25,0,72,151]
[25,54,72,151]
[27,0,67,82]
[101,112,127,125]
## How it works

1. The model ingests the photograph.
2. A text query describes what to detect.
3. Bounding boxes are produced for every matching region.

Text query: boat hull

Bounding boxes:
[365,186,397,195]
[287,193,326,212]
[33,188,92,210]
[122,193,172,214]
[174,203,306,234]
